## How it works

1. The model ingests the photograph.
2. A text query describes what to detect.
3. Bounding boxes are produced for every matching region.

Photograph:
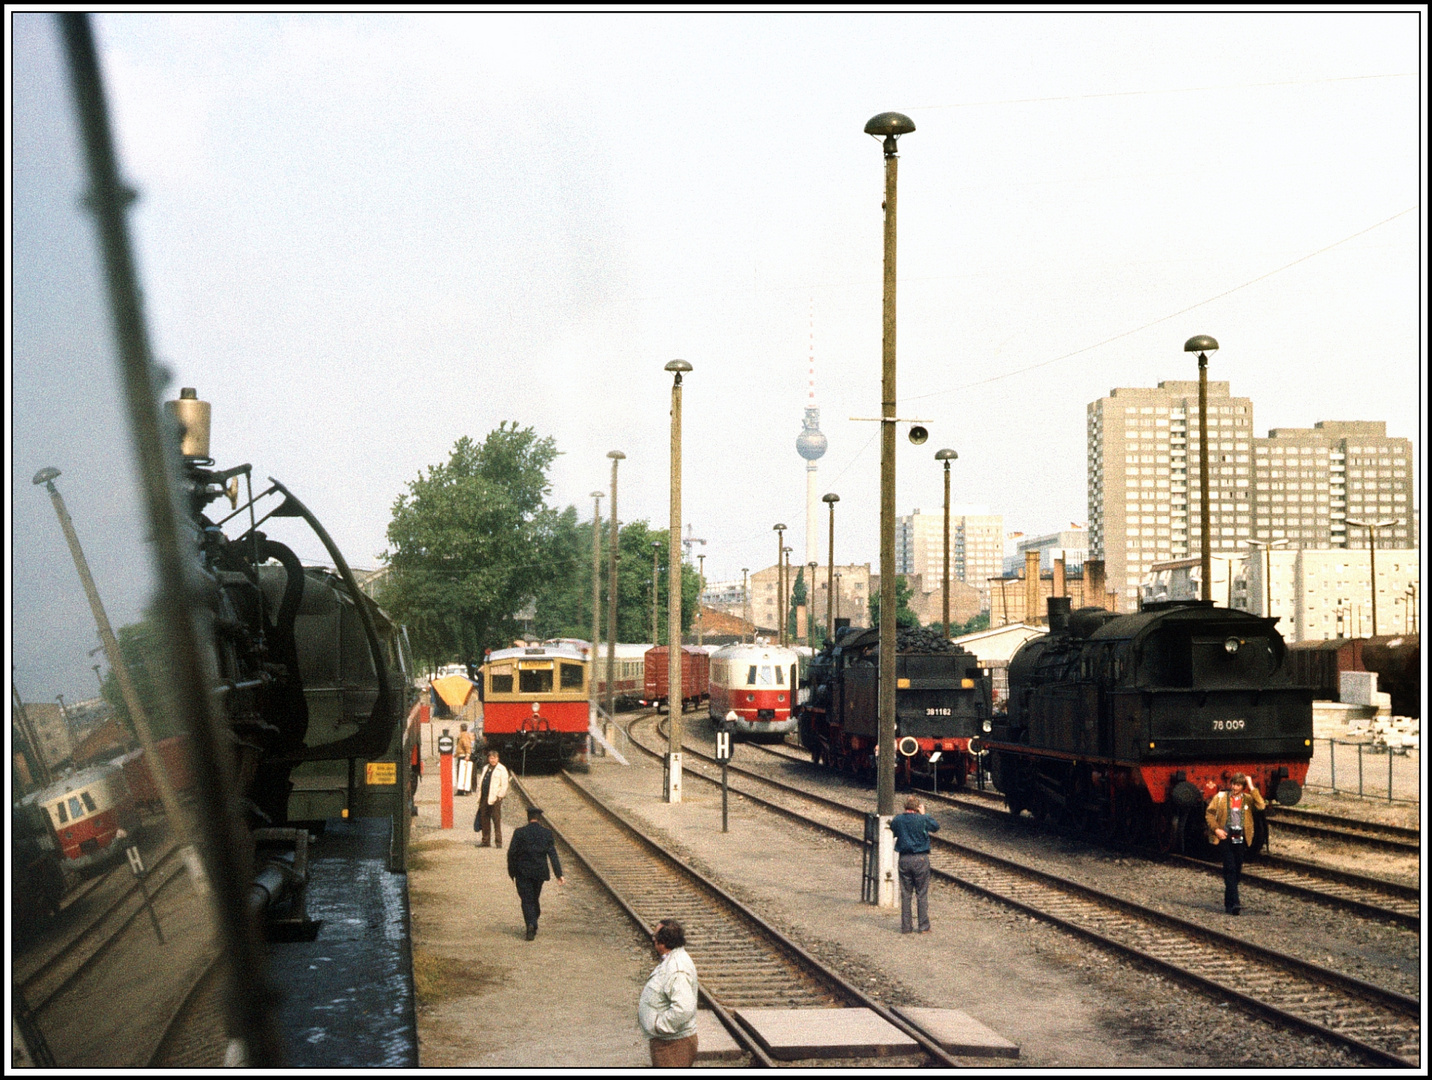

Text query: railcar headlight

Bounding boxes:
[1223,636,1242,655]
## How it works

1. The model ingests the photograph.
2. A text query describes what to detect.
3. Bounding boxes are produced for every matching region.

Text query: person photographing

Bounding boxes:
[1205,773,1266,915]
[888,795,940,933]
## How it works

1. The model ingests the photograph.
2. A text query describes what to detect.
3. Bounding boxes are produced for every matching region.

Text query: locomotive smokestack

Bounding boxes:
[165,387,212,461]
[1047,596,1071,634]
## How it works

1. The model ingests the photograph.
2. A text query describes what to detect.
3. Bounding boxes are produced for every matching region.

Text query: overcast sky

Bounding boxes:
[11,10,1425,699]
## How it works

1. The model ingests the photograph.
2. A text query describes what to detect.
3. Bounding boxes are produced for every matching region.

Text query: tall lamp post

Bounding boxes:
[1184,336,1219,602]
[1246,538,1288,620]
[773,524,787,643]
[741,568,750,642]
[605,451,625,724]
[697,553,706,647]
[589,490,603,717]
[867,110,915,825]
[1346,518,1396,637]
[806,561,818,646]
[651,541,662,645]
[823,494,839,646]
[936,449,958,638]
[783,546,794,644]
[665,359,692,803]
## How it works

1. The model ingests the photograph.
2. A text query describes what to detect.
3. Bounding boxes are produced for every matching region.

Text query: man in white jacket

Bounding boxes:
[475,750,510,848]
[638,918,698,1066]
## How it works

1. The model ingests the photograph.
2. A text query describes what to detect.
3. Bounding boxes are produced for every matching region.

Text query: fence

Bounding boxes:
[1303,737,1419,804]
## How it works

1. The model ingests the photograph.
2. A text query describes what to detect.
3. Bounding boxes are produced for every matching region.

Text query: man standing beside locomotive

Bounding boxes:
[506,806,563,940]
[638,918,699,1067]
[1205,773,1266,915]
[888,796,940,933]
[475,749,509,847]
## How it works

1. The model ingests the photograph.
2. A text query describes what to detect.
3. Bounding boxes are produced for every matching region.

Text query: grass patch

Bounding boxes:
[411,946,504,1008]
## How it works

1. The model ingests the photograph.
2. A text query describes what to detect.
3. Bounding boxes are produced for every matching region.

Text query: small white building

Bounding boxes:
[954,622,1048,710]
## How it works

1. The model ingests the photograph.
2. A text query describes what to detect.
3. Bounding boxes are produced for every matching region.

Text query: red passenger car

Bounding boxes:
[642,645,710,713]
[34,762,140,874]
[481,641,590,768]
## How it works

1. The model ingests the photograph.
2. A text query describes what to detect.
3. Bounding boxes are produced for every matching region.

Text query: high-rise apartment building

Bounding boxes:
[896,509,1003,610]
[1252,421,1414,548]
[1088,381,1254,607]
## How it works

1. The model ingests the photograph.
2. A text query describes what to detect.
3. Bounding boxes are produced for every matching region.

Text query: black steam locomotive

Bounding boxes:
[986,598,1313,851]
[798,626,993,788]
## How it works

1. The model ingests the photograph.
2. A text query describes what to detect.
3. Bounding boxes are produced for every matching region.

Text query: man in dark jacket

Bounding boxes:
[888,795,940,933]
[507,806,564,940]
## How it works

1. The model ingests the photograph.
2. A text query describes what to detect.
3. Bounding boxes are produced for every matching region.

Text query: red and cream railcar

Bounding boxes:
[481,642,590,768]
[709,643,800,742]
[642,645,710,713]
[35,762,140,874]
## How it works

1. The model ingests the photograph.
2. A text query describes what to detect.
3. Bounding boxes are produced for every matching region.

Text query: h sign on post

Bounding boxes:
[715,731,732,762]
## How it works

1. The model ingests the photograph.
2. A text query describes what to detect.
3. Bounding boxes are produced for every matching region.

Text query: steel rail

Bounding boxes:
[510,771,965,1067]
[738,723,1420,924]
[630,715,1419,1068]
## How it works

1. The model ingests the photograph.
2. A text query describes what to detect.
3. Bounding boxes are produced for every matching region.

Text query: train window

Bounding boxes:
[54,801,68,825]
[747,665,759,685]
[520,668,554,693]
[81,791,98,814]
[774,666,784,685]
[69,796,86,820]
[491,673,514,694]
[559,663,584,689]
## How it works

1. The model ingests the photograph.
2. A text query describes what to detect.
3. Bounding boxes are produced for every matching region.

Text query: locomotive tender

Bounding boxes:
[987,597,1313,851]
[798,627,993,786]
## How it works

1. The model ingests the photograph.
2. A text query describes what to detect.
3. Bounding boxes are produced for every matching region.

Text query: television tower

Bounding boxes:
[795,305,828,569]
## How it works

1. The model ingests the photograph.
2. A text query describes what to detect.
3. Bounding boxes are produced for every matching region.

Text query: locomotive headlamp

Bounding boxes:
[982,720,993,733]
[1223,636,1242,655]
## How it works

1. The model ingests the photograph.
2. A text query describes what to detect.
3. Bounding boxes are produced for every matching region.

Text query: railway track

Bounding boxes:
[633,715,1420,1067]
[1265,806,1421,853]
[508,769,965,1066]
[746,731,1419,925]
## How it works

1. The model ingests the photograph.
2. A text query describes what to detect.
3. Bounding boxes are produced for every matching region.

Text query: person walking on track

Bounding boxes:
[888,795,940,933]
[1205,772,1266,915]
[475,749,510,847]
[638,918,699,1067]
[507,806,563,940]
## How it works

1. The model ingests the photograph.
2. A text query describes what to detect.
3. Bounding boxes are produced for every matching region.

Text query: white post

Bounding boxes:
[876,815,897,907]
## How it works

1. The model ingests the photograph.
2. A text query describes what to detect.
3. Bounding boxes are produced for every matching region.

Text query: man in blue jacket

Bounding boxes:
[888,795,940,933]
[507,806,564,940]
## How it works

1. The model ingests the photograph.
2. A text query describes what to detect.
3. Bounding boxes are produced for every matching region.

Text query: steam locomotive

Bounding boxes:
[798,627,993,787]
[986,598,1313,851]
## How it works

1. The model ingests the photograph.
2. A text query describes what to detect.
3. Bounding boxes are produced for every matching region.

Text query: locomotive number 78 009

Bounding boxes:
[1212,718,1246,731]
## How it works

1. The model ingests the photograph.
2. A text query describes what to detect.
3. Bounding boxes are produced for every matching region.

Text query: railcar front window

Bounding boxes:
[559,662,584,689]
[81,791,97,813]
[490,673,514,694]
[747,665,759,685]
[520,668,554,693]
[69,796,86,820]
[54,801,69,825]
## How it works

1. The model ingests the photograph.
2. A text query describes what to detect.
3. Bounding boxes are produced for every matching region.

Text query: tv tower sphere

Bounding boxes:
[796,409,828,460]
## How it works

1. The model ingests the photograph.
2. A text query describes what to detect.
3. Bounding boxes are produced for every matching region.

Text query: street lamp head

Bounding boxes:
[1184,335,1219,357]
[822,493,840,505]
[664,359,692,373]
[935,448,958,462]
[773,523,786,532]
[591,490,604,499]
[607,450,625,461]
[32,466,61,486]
[865,111,915,155]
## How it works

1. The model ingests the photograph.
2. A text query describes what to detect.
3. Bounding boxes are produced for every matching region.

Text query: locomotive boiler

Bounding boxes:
[987,598,1313,851]
[798,626,993,787]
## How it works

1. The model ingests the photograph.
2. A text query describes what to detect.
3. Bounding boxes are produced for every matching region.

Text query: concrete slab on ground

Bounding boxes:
[734,1007,917,1059]
[694,1011,742,1061]
[893,1006,1020,1058]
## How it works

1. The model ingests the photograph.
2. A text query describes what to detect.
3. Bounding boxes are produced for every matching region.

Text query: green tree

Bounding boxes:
[100,613,181,740]
[949,611,990,637]
[868,574,920,630]
[380,425,562,669]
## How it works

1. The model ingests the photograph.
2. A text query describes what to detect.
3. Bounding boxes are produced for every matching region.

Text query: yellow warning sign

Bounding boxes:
[365,761,397,785]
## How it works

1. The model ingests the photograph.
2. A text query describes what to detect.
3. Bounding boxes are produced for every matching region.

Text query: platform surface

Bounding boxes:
[893,1006,1020,1058]
[734,1007,918,1060]
[694,1010,743,1061]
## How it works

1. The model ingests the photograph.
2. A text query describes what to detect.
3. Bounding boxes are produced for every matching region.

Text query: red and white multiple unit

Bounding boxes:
[709,643,800,741]
[35,762,140,873]
[481,641,590,766]
[642,645,710,713]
